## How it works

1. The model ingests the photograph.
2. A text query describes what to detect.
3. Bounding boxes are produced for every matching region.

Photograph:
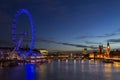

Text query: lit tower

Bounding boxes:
[106,42,110,57]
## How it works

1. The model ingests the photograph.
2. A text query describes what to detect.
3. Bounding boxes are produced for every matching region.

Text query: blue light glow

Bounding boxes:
[25,64,36,80]
[12,8,35,56]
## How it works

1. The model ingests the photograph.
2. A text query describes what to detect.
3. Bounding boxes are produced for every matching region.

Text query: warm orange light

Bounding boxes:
[89,53,94,58]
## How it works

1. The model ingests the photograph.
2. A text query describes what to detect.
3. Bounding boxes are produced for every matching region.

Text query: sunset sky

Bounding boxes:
[1,0,120,52]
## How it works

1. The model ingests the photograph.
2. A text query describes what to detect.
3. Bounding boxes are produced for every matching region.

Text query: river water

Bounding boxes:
[0,59,120,80]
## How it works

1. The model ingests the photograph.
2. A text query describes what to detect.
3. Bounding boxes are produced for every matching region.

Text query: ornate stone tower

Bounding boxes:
[99,44,103,54]
[106,42,110,56]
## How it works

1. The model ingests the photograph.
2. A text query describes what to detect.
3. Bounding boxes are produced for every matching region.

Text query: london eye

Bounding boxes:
[12,9,35,57]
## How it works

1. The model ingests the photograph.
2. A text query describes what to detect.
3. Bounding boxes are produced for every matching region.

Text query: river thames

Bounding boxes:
[0,59,120,80]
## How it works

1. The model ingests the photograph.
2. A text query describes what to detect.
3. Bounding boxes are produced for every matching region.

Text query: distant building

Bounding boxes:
[89,53,94,58]
[39,49,48,56]
[82,48,88,54]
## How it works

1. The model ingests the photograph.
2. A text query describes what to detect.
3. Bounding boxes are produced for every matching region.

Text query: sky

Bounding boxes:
[1,0,120,52]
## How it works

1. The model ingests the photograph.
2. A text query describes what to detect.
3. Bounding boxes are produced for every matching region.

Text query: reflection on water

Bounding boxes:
[1,59,120,80]
[25,64,36,80]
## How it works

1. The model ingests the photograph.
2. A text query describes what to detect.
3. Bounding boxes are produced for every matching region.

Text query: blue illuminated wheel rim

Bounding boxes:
[12,9,35,56]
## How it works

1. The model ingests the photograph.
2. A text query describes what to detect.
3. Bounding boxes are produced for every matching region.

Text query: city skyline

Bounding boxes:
[1,0,120,52]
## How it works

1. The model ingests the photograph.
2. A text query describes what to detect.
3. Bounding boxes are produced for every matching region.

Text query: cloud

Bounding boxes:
[107,38,120,43]
[88,46,98,49]
[96,33,117,38]
[75,35,94,39]
[39,38,60,44]
[76,32,118,39]
[36,38,98,49]
[85,41,99,44]
[75,27,120,40]
[61,42,88,47]
[115,28,120,32]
